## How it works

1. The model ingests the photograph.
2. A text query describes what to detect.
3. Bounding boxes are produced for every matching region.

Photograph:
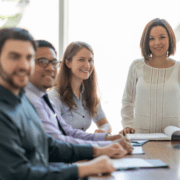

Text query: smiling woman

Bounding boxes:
[48,41,112,133]
[65,47,94,87]
[120,18,179,135]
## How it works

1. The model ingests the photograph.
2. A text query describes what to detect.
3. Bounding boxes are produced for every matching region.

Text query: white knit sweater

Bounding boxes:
[121,59,180,133]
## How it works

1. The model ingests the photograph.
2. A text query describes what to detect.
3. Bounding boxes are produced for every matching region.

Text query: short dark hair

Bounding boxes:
[140,18,176,60]
[0,27,37,55]
[35,40,57,55]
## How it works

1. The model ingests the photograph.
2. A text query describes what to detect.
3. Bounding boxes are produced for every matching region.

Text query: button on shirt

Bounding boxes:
[25,83,112,147]
[48,87,106,131]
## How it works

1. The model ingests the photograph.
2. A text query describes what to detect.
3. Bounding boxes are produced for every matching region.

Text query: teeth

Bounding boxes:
[81,70,88,73]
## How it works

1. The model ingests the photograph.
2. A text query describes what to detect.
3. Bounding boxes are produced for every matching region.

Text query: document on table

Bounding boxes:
[112,158,168,170]
[131,140,149,146]
[131,147,145,154]
[127,126,180,140]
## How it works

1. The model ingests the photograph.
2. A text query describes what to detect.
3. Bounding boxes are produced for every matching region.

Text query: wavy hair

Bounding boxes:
[56,41,99,116]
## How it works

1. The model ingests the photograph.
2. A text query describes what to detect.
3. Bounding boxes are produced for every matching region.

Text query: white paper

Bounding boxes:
[127,133,170,140]
[131,147,144,154]
[126,126,180,140]
[112,158,152,169]
[164,126,180,137]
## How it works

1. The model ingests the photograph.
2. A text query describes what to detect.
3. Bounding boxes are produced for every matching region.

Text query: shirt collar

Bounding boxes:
[81,83,85,94]
[0,85,25,105]
[73,83,85,99]
[25,82,46,98]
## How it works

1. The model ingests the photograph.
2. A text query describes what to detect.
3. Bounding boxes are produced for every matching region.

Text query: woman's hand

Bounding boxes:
[94,129,106,133]
[120,127,135,136]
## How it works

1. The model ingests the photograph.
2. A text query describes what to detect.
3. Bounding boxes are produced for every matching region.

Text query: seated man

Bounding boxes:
[0,27,127,180]
[25,39,133,152]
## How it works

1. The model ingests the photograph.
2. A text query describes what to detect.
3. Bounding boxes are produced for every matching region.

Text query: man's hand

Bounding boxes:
[77,155,116,178]
[105,133,133,154]
[120,127,135,136]
[114,138,134,154]
[93,143,127,159]
[94,129,106,133]
[105,134,122,141]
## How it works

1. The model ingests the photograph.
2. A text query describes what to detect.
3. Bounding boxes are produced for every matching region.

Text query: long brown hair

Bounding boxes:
[56,41,99,116]
[140,18,176,60]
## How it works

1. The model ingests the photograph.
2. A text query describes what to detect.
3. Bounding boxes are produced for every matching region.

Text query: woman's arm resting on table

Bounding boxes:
[95,117,112,133]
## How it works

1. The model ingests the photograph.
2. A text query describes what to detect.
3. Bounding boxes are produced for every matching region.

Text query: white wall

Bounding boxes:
[68,0,180,133]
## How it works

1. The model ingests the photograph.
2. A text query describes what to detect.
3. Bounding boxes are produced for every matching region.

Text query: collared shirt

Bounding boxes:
[48,87,106,131]
[25,82,112,147]
[0,84,94,180]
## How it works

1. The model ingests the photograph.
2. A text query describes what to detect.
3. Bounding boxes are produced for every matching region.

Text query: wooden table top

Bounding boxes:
[88,141,180,180]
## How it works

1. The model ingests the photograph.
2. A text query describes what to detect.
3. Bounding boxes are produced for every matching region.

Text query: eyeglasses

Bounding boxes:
[35,58,60,69]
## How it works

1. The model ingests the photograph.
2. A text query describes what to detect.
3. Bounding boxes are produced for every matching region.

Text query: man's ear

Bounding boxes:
[65,59,71,68]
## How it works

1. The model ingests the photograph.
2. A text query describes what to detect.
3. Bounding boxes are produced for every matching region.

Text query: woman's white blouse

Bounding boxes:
[121,59,180,133]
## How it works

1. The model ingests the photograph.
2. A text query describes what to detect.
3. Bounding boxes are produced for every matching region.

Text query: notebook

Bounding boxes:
[127,126,180,141]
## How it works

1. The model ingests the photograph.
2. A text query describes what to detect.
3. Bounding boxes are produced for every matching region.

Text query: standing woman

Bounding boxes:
[121,18,179,135]
[48,41,112,133]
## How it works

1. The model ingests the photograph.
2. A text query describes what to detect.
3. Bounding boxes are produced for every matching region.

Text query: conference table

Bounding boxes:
[89,141,180,180]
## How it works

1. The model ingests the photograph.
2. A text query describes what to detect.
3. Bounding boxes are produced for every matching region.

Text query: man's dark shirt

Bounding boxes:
[0,85,93,180]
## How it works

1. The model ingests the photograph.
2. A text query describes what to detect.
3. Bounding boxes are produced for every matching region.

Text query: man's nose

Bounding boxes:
[45,61,55,71]
[18,58,31,69]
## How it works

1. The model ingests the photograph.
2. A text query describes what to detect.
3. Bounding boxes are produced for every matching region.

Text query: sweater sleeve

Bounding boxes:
[121,61,138,128]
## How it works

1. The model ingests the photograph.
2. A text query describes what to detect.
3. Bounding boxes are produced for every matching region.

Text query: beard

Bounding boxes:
[0,62,31,90]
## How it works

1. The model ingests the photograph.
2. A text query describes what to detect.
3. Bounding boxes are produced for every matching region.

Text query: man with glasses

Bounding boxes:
[25,40,134,151]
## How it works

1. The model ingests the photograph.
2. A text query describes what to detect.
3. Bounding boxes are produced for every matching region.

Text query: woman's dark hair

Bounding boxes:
[140,18,176,60]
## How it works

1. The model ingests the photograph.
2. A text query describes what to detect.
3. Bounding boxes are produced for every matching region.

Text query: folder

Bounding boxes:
[112,158,168,171]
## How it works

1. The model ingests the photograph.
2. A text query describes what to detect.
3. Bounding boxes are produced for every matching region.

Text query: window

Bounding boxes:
[0,0,59,56]
[67,0,180,133]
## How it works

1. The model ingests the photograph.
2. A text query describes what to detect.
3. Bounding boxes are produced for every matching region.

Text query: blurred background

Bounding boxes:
[1,0,180,134]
